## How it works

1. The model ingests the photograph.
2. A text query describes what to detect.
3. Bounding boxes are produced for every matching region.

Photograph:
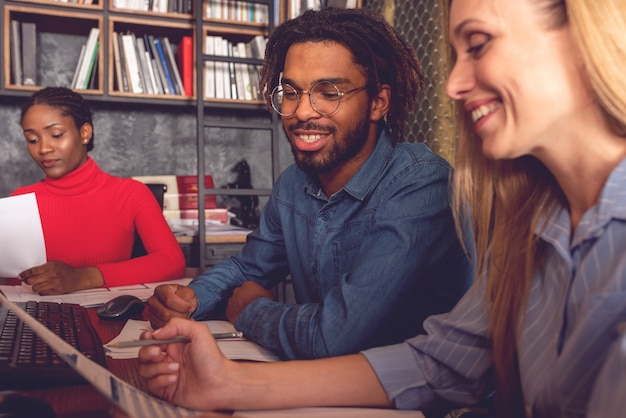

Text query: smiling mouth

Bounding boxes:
[298,134,324,143]
[471,103,500,123]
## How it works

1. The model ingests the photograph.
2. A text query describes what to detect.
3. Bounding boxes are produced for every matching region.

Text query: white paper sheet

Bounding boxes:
[0,193,47,277]
[105,319,279,362]
[0,277,192,307]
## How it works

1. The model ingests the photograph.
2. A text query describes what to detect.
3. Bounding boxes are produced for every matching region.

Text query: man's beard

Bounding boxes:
[287,115,370,177]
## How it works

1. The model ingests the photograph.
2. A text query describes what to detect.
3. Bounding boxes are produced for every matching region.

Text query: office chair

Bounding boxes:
[131,183,167,258]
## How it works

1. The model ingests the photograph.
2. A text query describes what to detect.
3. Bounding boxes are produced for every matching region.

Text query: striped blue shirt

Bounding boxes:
[364,157,626,417]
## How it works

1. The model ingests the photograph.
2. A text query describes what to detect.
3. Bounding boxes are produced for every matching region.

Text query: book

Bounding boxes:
[111,32,125,92]
[21,22,37,86]
[176,175,217,210]
[141,42,160,95]
[244,42,260,100]
[147,35,171,95]
[227,42,238,99]
[10,20,22,86]
[231,45,248,101]
[116,32,130,92]
[87,51,99,90]
[81,40,99,89]
[71,45,86,89]
[236,42,253,101]
[142,35,163,95]
[135,37,154,94]
[74,27,100,90]
[213,36,227,99]
[204,35,216,99]
[177,36,193,96]
[162,37,184,96]
[153,37,177,95]
[121,32,144,93]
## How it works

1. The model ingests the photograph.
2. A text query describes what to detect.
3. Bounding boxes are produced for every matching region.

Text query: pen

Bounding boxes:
[108,332,243,349]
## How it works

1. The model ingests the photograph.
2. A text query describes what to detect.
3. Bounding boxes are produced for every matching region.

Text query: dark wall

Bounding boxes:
[0,97,293,200]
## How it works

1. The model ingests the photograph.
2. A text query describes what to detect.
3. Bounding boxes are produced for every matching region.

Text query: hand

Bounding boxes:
[226,281,275,324]
[137,318,236,411]
[146,284,199,329]
[18,261,104,295]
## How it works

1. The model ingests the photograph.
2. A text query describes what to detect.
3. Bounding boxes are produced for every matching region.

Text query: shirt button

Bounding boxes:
[311,265,317,274]
[322,212,330,221]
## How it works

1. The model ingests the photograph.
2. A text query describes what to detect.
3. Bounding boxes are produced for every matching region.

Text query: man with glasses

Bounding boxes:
[147,7,473,360]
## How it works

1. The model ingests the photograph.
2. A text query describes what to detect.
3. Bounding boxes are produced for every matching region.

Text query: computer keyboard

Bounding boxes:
[0,299,107,389]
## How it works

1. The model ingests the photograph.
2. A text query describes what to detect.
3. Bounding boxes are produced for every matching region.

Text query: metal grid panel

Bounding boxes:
[365,0,455,163]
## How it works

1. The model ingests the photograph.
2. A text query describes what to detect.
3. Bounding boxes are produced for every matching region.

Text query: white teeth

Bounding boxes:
[471,103,499,123]
[299,134,323,143]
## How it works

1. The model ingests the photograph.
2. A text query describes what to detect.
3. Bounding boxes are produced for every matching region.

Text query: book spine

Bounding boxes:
[112,32,125,91]
[162,37,185,96]
[121,33,144,93]
[154,37,177,95]
[74,27,100,90]
[82,40,99,89]
[21,22,37,86]
[10,20,23,86]
[147,35,171,95]
[135,37,155,94]
[204,35,216,99]
[117,32,130,92]
[178,36,193,96]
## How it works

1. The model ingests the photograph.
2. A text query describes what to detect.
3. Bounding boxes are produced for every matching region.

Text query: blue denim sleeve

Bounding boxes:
[236,159,472,359]
[188,188,290,319]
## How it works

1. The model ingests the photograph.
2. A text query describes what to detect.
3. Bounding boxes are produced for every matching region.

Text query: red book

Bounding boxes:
[176,175,217,209]
[178,36,193,96]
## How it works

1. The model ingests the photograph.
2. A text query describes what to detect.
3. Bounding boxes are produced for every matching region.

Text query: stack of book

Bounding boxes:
[204,35,266,101]
[112,32,192,96]
[132,175,226,222]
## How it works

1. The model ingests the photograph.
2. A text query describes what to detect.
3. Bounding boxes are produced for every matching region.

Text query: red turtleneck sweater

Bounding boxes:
[12,158,185,287]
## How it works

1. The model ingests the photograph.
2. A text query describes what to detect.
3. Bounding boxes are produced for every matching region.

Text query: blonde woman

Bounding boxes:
[138,1,626,416]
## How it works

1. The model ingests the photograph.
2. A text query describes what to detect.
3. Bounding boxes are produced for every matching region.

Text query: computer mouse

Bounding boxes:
[97,294,145,320]
[0,390,56,417]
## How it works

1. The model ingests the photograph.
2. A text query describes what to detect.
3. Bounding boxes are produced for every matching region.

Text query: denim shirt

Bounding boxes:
[189,130,473,360]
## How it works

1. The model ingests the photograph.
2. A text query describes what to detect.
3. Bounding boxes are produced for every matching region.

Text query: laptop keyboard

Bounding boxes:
[0,299,107,389]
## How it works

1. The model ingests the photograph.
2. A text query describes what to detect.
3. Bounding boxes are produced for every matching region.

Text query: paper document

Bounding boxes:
[0,278,193,307]
[0,292,202,418]
[105,319,279,362]
[0,193,46,277]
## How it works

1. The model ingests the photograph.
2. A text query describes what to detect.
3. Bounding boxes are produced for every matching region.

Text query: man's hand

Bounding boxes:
[19,262,104,295]
[226,281,275,324]
[146,284,199,329]
[137,318,236,411]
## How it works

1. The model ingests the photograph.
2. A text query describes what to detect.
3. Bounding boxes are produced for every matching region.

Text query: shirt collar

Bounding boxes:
[304,129,393,201]
[539,155,626,248]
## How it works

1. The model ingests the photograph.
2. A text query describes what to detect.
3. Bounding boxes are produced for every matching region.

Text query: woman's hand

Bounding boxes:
[19,261,104,294]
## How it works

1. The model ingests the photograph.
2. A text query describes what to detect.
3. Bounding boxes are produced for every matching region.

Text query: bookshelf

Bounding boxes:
[0,0,360,266]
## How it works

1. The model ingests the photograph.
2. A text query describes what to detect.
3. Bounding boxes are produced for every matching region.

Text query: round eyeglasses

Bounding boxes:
[270,81,367,117]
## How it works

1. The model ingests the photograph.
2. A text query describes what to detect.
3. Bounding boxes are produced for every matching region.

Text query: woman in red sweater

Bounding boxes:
[11,87,186,294]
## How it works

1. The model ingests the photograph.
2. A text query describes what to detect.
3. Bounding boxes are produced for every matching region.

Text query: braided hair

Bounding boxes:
[259,7,424,145]
[21,87,95,151]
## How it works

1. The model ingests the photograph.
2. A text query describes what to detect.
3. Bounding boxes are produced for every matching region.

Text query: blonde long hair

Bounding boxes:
[448,0,626,416]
